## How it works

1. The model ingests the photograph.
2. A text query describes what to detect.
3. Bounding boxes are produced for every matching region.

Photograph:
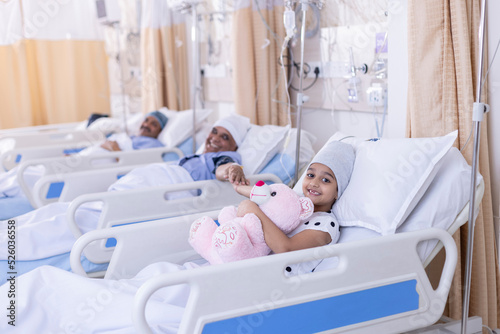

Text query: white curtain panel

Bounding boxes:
[0,0,23,45]
[20,0,104,40]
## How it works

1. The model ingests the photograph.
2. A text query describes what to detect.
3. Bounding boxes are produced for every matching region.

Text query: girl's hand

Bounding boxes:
[236,199,260,217]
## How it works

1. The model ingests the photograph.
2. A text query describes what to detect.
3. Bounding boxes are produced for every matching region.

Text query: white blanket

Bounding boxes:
[0,261,203,333]
[0,133,135,200]
[0,165,43,199]
[0,164,195,261]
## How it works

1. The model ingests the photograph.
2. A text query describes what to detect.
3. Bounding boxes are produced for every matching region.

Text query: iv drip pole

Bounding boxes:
[293,1,310,185]
[461,0,490,333]
[190,3,199,154]
[167,0,200,154]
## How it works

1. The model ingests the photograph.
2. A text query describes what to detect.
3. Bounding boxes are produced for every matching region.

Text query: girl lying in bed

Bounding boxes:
[0,141,355,333]
[0,115,252,280]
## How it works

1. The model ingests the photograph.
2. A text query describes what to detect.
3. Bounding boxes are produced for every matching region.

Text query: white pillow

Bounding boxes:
[333,130,458,235]
[86,117,128,135]
[397,147,481,259]
[158,108,213,148]
[238,124,290,175]
[325,131,371,151]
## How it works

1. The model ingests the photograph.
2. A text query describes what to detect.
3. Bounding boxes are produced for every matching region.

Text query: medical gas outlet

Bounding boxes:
[367,83,386,107]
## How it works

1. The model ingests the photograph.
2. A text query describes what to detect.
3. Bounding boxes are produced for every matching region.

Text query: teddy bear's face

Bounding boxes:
[250,182,314,234]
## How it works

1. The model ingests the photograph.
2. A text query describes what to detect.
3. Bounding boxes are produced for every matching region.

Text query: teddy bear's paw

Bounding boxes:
[218,206,238,225]
[189,216,216,241]
[213,225,239,249]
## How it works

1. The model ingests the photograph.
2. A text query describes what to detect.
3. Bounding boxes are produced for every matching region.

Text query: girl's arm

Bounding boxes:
[215,163,249,185]
[233,184,252,198]
[237,200,332,253]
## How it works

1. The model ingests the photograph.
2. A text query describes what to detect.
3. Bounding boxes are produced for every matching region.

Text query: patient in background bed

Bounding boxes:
[0,139,355,333]
[0,111,169,219]
[0,115,251,280]
[97,110,167,152]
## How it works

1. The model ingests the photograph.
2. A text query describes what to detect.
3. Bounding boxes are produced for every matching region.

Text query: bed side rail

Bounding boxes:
[67,174,282,263]
[0,130,106,171]
[18,147,183,207]
[0,121,83,136]
[133,227,457,334]
[70,210,221,279]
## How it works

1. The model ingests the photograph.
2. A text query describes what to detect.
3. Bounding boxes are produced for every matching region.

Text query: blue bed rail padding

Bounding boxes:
[62,147,86,155]
[46,182,65,199]
[202,280,419,333]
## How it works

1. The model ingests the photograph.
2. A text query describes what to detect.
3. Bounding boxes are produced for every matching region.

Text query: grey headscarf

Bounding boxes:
[308,140,355,200]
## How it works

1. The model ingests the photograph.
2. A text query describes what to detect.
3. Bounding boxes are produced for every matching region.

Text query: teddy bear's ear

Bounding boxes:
[299,197,314,220]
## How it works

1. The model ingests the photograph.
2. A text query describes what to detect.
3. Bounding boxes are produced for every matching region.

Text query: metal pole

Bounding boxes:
[114,22,128,135]
[190,4,198,154]
[461,0,487,333]
[294,1,309,185]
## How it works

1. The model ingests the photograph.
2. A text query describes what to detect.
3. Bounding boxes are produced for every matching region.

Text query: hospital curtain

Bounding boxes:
[231,0,289,126]
[0,0,109,129]
[407,0,499,329]
[140,0,189,113]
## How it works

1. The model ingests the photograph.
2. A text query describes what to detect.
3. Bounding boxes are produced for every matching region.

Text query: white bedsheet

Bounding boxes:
[0,165,42,199]
[0,133,136,200]
[0,261,203,333]
[0,164,195,261]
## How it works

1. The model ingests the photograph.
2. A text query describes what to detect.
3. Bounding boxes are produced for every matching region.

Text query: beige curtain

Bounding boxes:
[231,1,288,126]
[140,1,189,113]
[0,1,110,129]
[407,0,499,329]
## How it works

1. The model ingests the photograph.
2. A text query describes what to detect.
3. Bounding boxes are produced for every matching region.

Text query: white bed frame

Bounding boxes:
[16,146,184,208]
[68,180,484,333]
[68,174,282,264]
[0,129,109,171]
[0,121,84,136]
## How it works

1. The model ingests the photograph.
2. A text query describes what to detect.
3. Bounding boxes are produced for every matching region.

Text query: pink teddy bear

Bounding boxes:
[189,181,314,264]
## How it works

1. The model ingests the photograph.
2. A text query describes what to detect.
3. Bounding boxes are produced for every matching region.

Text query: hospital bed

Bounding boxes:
[13,122,309,209]
[68,172,484,333]
[0,120,86,136]
[16,145,184,208]
[66,130,482,333]
[0,108,213,172]
[0,109,216,218]
[0,125,313,282]
[68,174,282,265]
[0,128,108,171]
